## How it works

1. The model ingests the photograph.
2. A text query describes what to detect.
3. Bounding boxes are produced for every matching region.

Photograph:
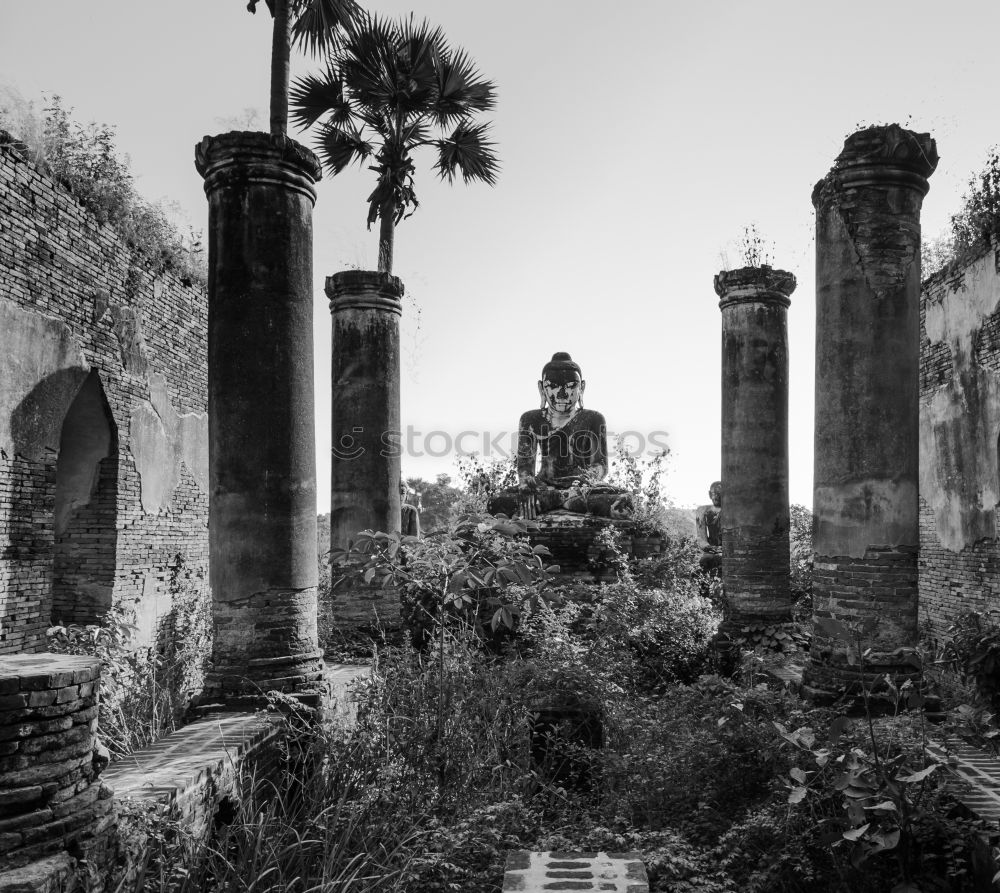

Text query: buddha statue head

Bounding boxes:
[538,351,585,415]
[709,480,722,508]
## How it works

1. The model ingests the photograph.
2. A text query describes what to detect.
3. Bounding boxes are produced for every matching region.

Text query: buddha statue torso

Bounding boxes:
[489,352,630,520]
[517,407,608,488]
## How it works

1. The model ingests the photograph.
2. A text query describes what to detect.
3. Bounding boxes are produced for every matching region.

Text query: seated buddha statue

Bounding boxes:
[489,352,632,520]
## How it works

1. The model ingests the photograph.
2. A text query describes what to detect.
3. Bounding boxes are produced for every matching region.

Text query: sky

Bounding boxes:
[2,0,999,511]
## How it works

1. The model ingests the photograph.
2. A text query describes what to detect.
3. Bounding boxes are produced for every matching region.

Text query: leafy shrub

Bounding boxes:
[332,516,559,649]
[631,535,703,590]
[605,438,674,537]
[600,678,798,842]
[944,610,1000,714]
[772,709,985,892]
[582,581,721,690]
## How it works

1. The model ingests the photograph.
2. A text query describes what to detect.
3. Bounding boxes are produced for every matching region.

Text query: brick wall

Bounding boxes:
[0,142,208,653]
[919,242,1000,636]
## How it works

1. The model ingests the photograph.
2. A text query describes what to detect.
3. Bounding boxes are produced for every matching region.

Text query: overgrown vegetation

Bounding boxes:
[719,223,775,271]
[136,548,995,891]
[228,465,999,892]
[47,556,210,759]
[0,88,206,284]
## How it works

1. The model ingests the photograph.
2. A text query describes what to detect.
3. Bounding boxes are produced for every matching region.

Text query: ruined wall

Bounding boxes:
[919,241,1000,636]
[0,141,208,653]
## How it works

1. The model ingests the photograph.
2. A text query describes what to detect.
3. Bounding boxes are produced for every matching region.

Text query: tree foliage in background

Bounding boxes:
[453,454,518,518]
[0,90,206,284]
[789,502,813,607]
[924,147,1000,277]
[291,13,499,272]
[405,473,461,533]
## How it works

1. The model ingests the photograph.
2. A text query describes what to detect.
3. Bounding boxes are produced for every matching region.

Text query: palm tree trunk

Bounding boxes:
[377,202,395,273]
[269,0,291,137]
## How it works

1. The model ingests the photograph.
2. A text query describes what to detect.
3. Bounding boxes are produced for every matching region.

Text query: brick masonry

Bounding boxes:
[809,546,920,691]
[0,141,208,652]
[919,241,1000,637]
[0,654,113,883]
[502,850,648,892]
[530,513,651,582]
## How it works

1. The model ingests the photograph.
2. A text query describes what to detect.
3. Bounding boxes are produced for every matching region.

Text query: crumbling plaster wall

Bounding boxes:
[919,241,1000,635]
[0,141,208,653]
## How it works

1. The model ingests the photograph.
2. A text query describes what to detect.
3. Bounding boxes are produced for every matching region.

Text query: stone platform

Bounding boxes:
[529,512,662,582]
[502,850,648,892]
[0,653,112,880]
[102,711,278,816]
[105,663,370,815]
[102,662,370,888]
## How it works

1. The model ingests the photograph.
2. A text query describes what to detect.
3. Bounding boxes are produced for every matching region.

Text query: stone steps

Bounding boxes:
[104,663,370,809]
[926,738,1000,823]
[502,850,648,892]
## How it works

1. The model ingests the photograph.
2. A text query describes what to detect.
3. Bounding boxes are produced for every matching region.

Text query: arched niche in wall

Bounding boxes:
[51,369,119,624]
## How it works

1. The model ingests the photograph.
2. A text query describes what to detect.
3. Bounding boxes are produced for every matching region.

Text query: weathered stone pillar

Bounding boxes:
[804,125,937,699]
[714,265,795,629]
[327,271,403,551]
[195,132,323,698]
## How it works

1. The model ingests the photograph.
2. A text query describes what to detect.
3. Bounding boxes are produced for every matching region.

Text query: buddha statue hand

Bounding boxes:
[518,474,541,520]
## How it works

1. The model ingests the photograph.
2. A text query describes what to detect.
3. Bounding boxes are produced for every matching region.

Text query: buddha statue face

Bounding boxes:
[538,370,585,414]
[709,481,722,508]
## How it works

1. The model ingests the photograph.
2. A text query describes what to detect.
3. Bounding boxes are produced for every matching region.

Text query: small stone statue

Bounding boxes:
[400,480,421,537]
[695,481,722,573]
[489,352,630,520]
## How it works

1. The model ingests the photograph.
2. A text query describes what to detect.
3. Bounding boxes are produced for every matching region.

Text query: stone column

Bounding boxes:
[327,270,403,551]
[195,132,323,699]
[714,265,795,629]
[804,125,937,699]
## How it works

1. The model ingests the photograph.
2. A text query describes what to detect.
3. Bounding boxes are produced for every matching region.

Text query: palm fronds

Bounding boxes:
[435,121,499,185]
[315,122,372,175]
[431,47,496,127]
[289,10,499,271]
[290,70,351,129]
[290,0,360,57]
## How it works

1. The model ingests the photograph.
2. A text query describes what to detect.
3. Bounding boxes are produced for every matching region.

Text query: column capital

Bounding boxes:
[195,131,321,203]
[813,124,938,206]
[714,265,796,310]
[326,269,404,315]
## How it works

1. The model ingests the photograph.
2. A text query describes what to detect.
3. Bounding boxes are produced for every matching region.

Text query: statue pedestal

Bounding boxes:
[530,511,645,582]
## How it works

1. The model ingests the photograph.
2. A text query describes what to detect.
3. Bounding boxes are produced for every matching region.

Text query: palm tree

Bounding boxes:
[246,0,359,138]
[289,14,499,273]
